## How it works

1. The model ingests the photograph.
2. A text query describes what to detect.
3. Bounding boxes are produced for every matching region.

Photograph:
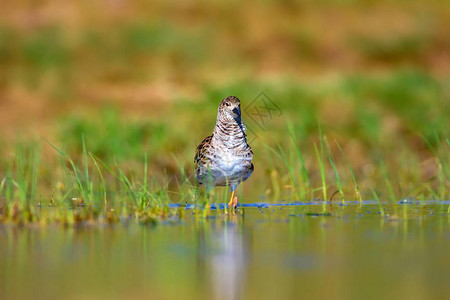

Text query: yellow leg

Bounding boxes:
[228,190,235,208]
[228,190,239,209]
[232,195,238,208]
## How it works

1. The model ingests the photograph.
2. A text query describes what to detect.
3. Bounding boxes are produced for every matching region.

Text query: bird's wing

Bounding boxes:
[194,135,213,165]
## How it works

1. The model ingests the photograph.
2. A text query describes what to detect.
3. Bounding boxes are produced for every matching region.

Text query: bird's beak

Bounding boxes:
[232,107,241,118]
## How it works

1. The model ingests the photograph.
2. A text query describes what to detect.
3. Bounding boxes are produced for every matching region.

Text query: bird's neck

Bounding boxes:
[212,116,247,148]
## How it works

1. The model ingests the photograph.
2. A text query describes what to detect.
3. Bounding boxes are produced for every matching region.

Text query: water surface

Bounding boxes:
[1,202,449,300]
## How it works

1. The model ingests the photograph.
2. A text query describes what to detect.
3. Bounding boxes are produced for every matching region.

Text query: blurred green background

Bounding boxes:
[0,0,449,203]
[1,3,450,300]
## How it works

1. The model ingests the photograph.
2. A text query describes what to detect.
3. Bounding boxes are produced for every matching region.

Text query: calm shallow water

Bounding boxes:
[1,202,450,300]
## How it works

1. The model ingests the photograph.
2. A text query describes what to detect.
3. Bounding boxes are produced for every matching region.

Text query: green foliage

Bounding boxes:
[351,33,430,62]
[23,28,70,69]
[0,70,449,225]
[60,108,168,162]
[343,70,448,142]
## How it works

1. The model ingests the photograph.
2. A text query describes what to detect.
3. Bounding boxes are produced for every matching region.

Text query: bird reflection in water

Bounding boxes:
[196,214,248,300]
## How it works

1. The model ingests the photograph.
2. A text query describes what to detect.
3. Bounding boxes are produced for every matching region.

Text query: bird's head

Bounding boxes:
[218,96,241,121]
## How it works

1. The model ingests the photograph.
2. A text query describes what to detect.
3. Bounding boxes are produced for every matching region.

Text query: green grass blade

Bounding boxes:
[287,122,310,195]
[322,137,344,203]
[335,140,361,202]
[372,190,385,217]
[41,137,86,201]
[89,153,107,209]
[314,143,327,202]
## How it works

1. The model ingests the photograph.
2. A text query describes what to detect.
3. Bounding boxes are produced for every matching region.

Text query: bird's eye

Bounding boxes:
[225,102,230,106]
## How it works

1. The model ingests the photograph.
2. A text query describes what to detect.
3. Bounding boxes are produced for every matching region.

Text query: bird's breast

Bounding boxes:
[214,152,249,173]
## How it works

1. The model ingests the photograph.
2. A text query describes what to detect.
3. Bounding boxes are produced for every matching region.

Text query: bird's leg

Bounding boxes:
[232,195,238,209]
[228,190,235,208]
[228,191,239,210]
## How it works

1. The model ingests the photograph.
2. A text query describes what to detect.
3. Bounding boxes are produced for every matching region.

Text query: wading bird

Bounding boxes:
[194,96,254,208]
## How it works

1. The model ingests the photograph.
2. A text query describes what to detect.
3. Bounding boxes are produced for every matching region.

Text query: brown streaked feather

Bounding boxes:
[194,135,213,165]
[194,96,254,188]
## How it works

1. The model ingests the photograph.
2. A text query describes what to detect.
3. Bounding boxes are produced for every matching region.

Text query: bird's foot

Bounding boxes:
[228,196,238,209]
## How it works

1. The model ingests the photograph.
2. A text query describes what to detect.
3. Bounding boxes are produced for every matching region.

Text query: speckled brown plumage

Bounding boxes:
[194,96,254,208]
